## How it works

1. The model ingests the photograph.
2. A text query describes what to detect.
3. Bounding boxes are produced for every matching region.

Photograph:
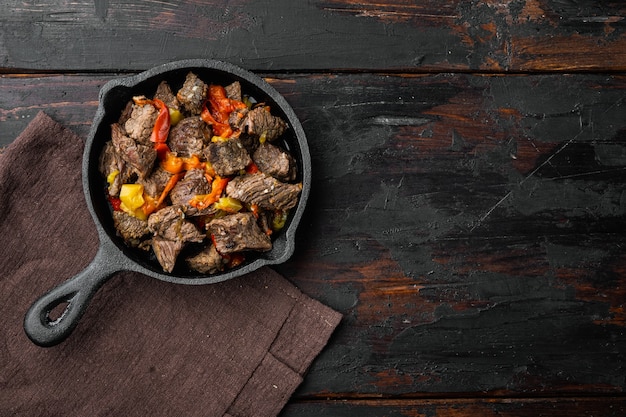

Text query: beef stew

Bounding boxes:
[99,72,302,274]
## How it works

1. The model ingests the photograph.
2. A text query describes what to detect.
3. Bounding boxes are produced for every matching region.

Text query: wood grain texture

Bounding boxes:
[2,73,625,401]
[281,397,626,417]
[274,73,626,397]
[0,0,624,72]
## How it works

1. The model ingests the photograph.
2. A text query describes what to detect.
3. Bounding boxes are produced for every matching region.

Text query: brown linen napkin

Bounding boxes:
[0,112,341,417]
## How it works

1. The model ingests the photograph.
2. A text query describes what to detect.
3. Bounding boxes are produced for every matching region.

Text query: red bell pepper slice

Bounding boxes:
[154,142,170,161]
[245,161,259,174]
[200,85,247,138]
[150,98,170,144]
[108,196,122,211]
[142,172,184,216]
[201,104,232,138]
[188,176,230,210]
[133,97,171,158]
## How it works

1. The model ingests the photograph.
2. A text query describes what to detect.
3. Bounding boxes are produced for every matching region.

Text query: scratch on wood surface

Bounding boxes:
[470,190,514,232]
[371,116,430,126]
[541,167,626,181]
[329,8,459,20]
[320,5,459,21]
[568,16,624,24]
[331,101,397,109]
[470,128,588,232]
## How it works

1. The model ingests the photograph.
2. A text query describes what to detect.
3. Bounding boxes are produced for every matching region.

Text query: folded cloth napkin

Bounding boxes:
[0,112,341,417]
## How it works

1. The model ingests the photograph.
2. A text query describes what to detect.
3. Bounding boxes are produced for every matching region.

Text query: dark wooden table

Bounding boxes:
[2,1,626,415]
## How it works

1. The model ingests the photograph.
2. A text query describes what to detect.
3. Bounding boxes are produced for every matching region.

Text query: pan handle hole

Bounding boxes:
[48,301,70,323]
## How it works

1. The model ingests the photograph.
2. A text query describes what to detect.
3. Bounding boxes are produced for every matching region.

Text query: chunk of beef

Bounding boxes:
[148,205,205,243]
[154,80,181,111]
[252,142,297,182]
[226,173,302,211]
[168,117,211,158]
[205,138,251,177]
[207,212,272,254]
[111,123,156,180]
[99,141,128,196]
[241,106,288,142]
[124,98,158,144]
[176,72,208,115]
[113,210,150,247]
[148,205,205,272]
[138,166,172,199]
[99,140,118,178]
[224,81,242,101]
[236,132,260,155]
[169,168,215,216]
[118,101,134,125]
[228,106,248,132]
[185,244,225,274]
[257,210,273,236]
[228,107,259,154]
[152,235,184,273]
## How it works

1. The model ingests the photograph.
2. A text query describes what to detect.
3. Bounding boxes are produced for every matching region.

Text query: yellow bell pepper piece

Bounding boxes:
[213,197,243,213]
[119,203,148,221]
[119,184,145,218]
[107,170,119,185]
[211,135,229,143]
[169,108,183,126]
[272,210,288,231]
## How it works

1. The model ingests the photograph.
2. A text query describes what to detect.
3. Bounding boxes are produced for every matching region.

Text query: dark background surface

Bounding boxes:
[1,1,625,415]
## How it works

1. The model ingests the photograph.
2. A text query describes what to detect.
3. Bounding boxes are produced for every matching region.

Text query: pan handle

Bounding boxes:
[23,245,119,347]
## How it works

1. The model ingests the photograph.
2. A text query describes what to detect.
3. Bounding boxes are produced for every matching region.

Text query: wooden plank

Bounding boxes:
[0,74,105,147]
[0,1,625,72]
[281,397,626,417]
[1,73,625,397]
